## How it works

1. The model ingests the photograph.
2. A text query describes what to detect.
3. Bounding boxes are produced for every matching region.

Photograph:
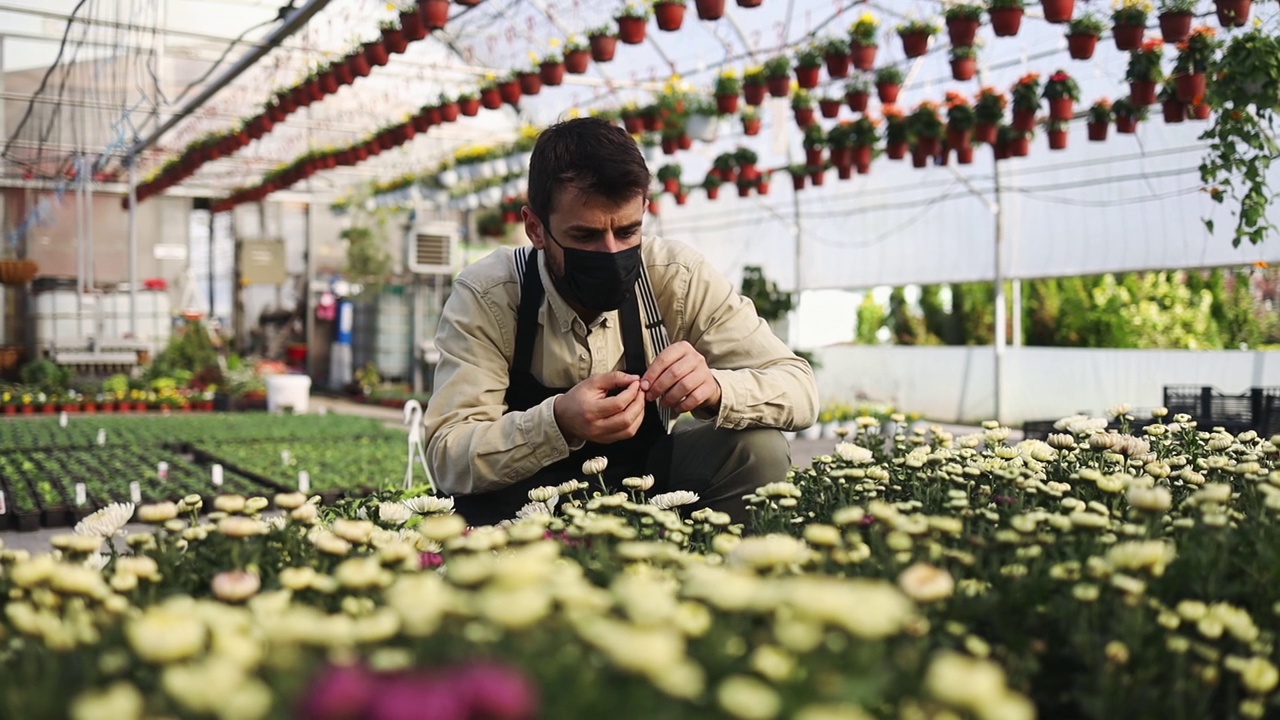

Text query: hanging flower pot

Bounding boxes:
[674,191,688,206]
[518,71,543,95]
[677,134,693,150]
[795,65,821,89]
[946,17,980,47]
[401,8,428,40]
[459,96,480,115]
[334,60,355,86]
[886,139,908,159]
[804,147,824,167]
[1115,114,1139,133]
[654,1,685,30]
[1175,73,1206,104]
[899,30,930,58]
[623,114,645,133]
[845,90,869,112]
[707,184,721,199]
[421,0,450,30]
[565,49,591,73]
[911,145,929,168]
[794,107,816,128]
[1012,108,1037,131]
[540,60,566,86]
[319,71,339,95]
[480,86,502,109]
[1047,128,1068,149]
[974,122,997,144]
[696,0,726,19]
[757,176,771,194]
[716,93,739,114]
[1042,0,1075,23]
[830,146,854,173]
[736,181,752,198]
[989,7,1024,36]
[850,43,877,71]
[347,51,372,77]
[854,144,873,171]
[661,136,679,154]
[742,115,762,135]
[364,40,390,67]
[1129,79,1157,105]
[737,0,762,6]
[617,16,647,44]
[809,168,826,186]
[876,82,901,105]
[1189,102,1211,120]
[1214,0,1251,26]
[642,111,664,132]
[1158,11,1193,43]
[766,76,791,97]
[441,101,461,121]
[951,56,977,81]
[1162,99,1187,123]
[744,82,767,105]
[946,125,970,150]
[1010,134,1031,156]
[1113,22,1144,50]
[819,98,842,118]
[956,145,975,164]
[1067,32,1098,59]
[590,33,619,61]
[1048,97,1073,120]
[498,80,522,105]
[663,177,681,194]
[425,105,444,125]
[917,135,942,156]
[382,25,409,54]
[824,51,851,79]
[1087,121,1108,140]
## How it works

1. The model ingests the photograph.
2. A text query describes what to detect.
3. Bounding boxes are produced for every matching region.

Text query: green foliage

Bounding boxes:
[341,225,394,285]
[740,266,794,322]
[147,321,220,382]
[19,359,70,394]
[855,293,887,344]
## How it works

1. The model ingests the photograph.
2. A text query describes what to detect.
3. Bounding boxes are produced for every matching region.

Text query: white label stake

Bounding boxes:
[97,428,106,446]
[212,464,224,487]
[157,461,169,481]
[74,482,86,507]
[129,481,141,504]
[0,490,7,515]
[59,411,68,428]
[281,450,291,466]
[298,471,310,494]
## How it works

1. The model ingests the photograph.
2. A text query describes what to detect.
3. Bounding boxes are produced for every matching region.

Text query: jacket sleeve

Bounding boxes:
[678,256,819,431]
[421,277,575,496]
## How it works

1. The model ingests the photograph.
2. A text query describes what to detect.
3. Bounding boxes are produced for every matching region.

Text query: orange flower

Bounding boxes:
[945,90,969,107]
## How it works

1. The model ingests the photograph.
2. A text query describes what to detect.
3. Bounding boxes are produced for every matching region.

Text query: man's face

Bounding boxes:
[523,186,645,282]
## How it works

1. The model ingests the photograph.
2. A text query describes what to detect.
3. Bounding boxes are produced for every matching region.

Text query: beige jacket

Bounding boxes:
[423,236,819,496]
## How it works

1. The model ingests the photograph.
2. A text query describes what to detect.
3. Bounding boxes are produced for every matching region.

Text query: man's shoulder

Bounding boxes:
[643,235,705,275]
[455,245,528,293]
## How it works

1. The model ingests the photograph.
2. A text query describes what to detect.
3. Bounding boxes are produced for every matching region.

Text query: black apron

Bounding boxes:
[453,249,667,525]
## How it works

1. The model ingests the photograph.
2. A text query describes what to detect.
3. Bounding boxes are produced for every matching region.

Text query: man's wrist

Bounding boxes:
[553,394,579,445]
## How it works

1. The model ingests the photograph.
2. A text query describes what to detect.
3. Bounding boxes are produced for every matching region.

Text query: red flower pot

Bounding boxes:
[319,72,339,95]
[757,179,771,194]
[850,43,877,71]
[382,26,409,54]
[480,87,502,109]
[887,140,908,159]
[975,122,997,144]
[824,52,851,79]
[1129,79,1157,105]
[989,7,1023,36]
[899,30,930,58]
[1175,73,1206,103]
[766,76,791,97]
[736,183,752,198]
[1048,129,1068,149]
[654,1,685,30]
[1113,22,1144,50]
[947,125,971,150]
[805,148,824,167]
[459,97,480,115]
[426,105,444,125]
[744,82,766,105]
[1215,0,1251,26]
[836,164,854,180]
[663,178,681,194]
[20,405,34,415]
[677,134,693,150]
[1162,100,1187,123]
[829,146,854,172]
[846,90,869,112]
[643,112,664,132]
[855,144,872,171]
[347,52,372,77]
[1011,135,1030,156]
[364,40,390,67]
[590,34,618,61]
[1087,121,1108,141]
[809,168,826,186]
[1158,11,1193,42]
[401,9,428,40]
[623,115,645,133]
[1042,0,1075,23]
[951,56,977,81]
[1048,97,1073,120]
[674,191,688,206]
[334,61,355,86]
[696,0,726,19]
[742,117,762,135]
[706,185,721,199]
[518,72,542,95]
[794,107,816,128]
[795,65,821,89]
[819,98,842,119]
[917,135,942,156]
[498,80,522,105]
[876,82,900,104]
[790,174,806,191]
[421,0,450,30]
[439,101,460,122]
[661,137,678,155]
[1013,108,1037,131]
[1115,114,1139,133]
[1067,32,1098,59]
[617,16,647,44]
[716,94,739,114]
[565,49,591,74]
[1190,103,1211,120]
[540,61,566,86]
[911,146,929,168]
[947,17,979,46]
[3,406,15,416]
[737,0,762,6]
[956,145,975,164]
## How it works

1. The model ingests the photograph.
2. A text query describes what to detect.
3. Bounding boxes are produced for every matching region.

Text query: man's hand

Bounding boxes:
[640,341,722,414]
[553,371,646,445]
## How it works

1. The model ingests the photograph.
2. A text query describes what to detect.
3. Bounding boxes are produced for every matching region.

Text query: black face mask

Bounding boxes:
[543,225,642,313]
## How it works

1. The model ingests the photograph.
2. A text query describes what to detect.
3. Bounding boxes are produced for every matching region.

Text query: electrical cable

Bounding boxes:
[2,0,92,160]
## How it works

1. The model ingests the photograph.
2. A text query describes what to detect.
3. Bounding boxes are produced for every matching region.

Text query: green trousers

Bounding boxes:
[649,422,791,525]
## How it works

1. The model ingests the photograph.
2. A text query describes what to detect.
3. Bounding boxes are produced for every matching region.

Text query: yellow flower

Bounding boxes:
[794,704,875,720]
[211,570,261,603]
[716,674,781,720]
[127,607,207,664]
[897,562,955,603]
[70,681,144,720]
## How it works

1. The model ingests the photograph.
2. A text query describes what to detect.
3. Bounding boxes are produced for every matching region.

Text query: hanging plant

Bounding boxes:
[615,2,650,44]
[399,1,428,40]
[986,0,1025,37]
[743,66,768,105]
[896,18,938,59]
[875,66,904,104]
[1111,0,1149,51]
[657,163,683,193]
[818,94,843,119]
[714,70,742,114]
[822,36,852,79]
[1042,69,1080,120]
[1046,118,1070,149]
[944,3,983,47]
[1066,14,1104,59]
[1157,0,1196,43]
[1214,0,1251,26]
[848,13,880,70]
[791,88,817,128]
[908,100,944,157]
[741,106,762,135]
[1126,39,1164,105]
[457,89,481,116]
[1010,72,1042,130]
[1042,0,1076,24]
[845,74,872,112]
[945,92,976,150]
[1087,98,1112,140]
[380,18,409,54]
[539,47,567,86]
[696,0,726,20]
[1173,26,1219,103]
[884,107,909,158]
[801,124,827,168]
[1112,95,1148,133]
[794,44,824,89]
[588,25,619,62]
[565,35,591,73]
[702,173,723,200]
[1160,81,1188,123]
[654,0,686,31]
[518,66,543,95]
[827,122,857,177]
[950,45,979,81]
[764,56,793,97]
[421,0,451,30]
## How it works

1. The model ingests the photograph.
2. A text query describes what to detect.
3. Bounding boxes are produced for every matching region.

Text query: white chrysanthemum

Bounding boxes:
[582,457,608,475]
[516,501,551,519]
[622,475,655,491]
[727,534,813,570]
[74,502,135,538]
[648,490,700,510]
[377,502,413,525]
[401,495,455,515]
[835,442,874,464]
[897,562,955,603]
[756,482,801,499]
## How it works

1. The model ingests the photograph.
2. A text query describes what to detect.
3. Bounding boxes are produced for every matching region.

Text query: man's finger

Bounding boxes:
[639,343,689,390]
[597,381,640,416]
[647,355,701,402]
[593,371,640,392]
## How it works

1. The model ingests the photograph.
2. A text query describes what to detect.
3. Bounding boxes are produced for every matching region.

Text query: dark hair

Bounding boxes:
[527,117,651,223]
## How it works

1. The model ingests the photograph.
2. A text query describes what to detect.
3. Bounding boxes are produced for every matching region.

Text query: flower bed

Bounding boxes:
[1,412,1278,718]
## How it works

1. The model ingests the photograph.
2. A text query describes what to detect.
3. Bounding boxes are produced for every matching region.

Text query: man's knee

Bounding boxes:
[729,428,791,480]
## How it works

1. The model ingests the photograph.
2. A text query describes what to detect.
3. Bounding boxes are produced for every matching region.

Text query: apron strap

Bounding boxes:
[512,247,543,375]
[636,262,672,431]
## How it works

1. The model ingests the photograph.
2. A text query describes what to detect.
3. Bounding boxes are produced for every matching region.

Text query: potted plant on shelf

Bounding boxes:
[1087,98,1112,140]
[1173,26,1218,103]
[565,35,591,73]
[944,3,983,47]
[654,0,686,31]
[588,24,619,61]
[822,36,852,78]
[1043,69,1080,120]
[945,91,976,150]
[875,66,904,104]
[1066,14,1104,59]
[896,18,938,58]
[764,55,793,97]
[743,65,767,105]
[714,70,742,114]
[802,124,827,168]
[1158,0,1195,43]
[615,2,650,44]
[987,0,1025,37]
[794,44,824,89]
[1159,81,1187,123]
[1112,95,1148,133]
[950,45,979,81]
[791,89,817,128]
[973,87,1006,143]
[1126,39,1164,105]
[741,105,762,135]
[845,74,872,112]
[848,13,880,70]
[1111,0,1149,51]
[884,107,909,158]
[1010,72,1042,130]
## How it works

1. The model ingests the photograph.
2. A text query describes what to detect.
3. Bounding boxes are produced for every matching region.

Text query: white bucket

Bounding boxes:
[266,374,312,414]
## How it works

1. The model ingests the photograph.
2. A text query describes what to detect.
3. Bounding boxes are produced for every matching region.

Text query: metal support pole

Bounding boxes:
[1011,279,1022,347]
[128,160,138,338]
[992,154,1006,424]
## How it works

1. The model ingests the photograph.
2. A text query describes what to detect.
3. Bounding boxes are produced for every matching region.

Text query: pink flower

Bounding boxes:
[369,677,467,720]
[420,552,445,569]
[453,663,538,720]
[295,664,378,720]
